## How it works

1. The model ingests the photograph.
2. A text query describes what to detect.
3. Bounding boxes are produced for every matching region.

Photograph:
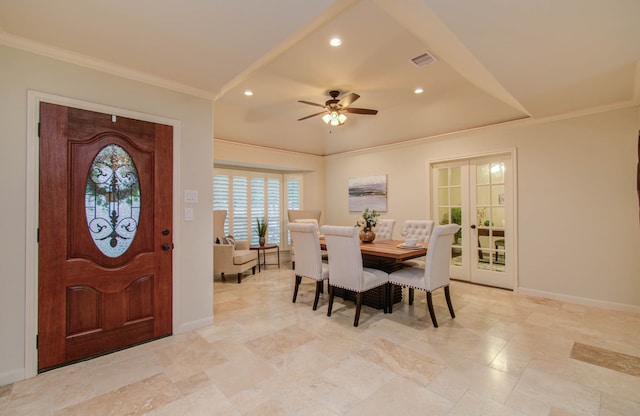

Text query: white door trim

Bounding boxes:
[25,90,181,378]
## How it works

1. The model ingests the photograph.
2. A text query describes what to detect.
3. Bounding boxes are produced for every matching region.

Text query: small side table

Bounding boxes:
[249,244,280,272]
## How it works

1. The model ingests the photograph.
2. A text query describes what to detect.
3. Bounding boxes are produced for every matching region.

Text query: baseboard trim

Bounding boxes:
[0,368,25,386]
[517,287,640,314]
[174,316,213,334]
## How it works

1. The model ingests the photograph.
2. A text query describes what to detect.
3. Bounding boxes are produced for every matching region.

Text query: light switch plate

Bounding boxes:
[184,207,194,221]
[184,190,198,203]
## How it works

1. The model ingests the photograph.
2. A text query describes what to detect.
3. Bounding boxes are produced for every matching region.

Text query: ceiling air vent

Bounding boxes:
[410,51,437,68]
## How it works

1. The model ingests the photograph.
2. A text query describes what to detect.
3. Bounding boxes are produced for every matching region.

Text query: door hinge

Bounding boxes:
[37,228,39,243]
[36,334,39,349]
[38,122,40,138]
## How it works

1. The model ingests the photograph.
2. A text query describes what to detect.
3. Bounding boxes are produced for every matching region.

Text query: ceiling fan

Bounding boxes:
[297,90,378,126]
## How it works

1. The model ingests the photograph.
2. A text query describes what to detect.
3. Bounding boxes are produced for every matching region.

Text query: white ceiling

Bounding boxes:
[2,0,639,156]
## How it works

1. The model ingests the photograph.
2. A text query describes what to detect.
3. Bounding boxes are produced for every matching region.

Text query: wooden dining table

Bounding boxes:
[319,238,428,309]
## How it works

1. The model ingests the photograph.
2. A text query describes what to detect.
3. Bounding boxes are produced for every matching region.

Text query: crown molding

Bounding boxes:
[0,31,215,100]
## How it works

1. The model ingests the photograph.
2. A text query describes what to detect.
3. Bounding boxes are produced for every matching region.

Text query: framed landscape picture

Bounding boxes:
[348,174,387,212]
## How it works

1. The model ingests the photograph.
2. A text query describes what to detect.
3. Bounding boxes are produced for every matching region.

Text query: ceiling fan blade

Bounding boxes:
[297,111,327,121]
[338,93,360,108]
[298,100,326,108]
[345,107,378,115]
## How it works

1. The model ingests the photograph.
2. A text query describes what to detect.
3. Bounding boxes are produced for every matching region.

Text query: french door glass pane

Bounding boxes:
[436,167,462,266]
[475,162,505,272]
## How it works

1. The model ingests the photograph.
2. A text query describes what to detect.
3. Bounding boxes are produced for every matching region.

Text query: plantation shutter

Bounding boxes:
[213,174,230,235]
[267,179,280,245]
[232,176,248,240]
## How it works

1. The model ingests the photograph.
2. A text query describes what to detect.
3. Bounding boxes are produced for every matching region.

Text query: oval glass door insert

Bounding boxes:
[85,144,141,258]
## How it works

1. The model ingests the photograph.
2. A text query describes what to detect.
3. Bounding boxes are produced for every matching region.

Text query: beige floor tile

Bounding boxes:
[346,376,454,416]
[510,367,601,416]
[449,390,528,416]
[55,373,179,416]
[3,265,639,415]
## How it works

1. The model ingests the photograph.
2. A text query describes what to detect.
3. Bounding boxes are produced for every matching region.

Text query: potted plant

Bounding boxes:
[256,218,267,246]
[355,208,380,243]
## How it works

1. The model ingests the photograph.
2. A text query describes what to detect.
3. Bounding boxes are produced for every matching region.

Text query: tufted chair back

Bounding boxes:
[374,219,395,240]
[402,220,435,243]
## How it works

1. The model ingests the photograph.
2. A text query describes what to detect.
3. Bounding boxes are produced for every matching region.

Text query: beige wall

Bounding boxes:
[0,45,214,384]
[214,139,326,219]
[324,107,640,309]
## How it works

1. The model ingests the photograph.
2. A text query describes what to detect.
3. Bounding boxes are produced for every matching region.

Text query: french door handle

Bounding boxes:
[470,224,477,229]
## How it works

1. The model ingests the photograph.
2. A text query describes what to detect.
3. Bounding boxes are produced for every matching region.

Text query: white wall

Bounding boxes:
[0,45,214,384]
[324,107,640,309]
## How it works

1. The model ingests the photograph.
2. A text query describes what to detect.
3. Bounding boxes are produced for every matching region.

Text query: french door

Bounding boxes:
[432,154,515,289]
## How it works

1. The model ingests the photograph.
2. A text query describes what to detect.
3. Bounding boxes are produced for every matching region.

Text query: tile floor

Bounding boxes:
[1,265,640,415]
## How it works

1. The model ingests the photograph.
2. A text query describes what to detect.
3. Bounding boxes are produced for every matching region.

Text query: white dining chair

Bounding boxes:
[401,219,435,268]
[374,219,395,240]
[388,223,459,327]
[288,222,329,310]
[321,225,389,327]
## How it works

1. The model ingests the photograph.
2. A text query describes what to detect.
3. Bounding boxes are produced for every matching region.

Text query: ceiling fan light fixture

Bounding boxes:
[323,111,346,126]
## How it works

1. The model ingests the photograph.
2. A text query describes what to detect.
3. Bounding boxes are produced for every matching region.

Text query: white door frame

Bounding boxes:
[25,90,181,378]
[426,148,519,290]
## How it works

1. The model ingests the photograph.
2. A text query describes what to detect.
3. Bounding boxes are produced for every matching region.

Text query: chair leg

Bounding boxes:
[409,287,414,305]
[426,291,438,327]
[354,293,362,327]
[292,275,302,303]
[252,266,256,275]
[327,285,335,317]
[388,284,394,314]
[383,283,389,314]
[237,273,242,284]
[313,280,322,311]
[445,285,455,319]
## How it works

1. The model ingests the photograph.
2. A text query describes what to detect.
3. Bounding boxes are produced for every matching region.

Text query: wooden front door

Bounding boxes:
[38,102,173,371]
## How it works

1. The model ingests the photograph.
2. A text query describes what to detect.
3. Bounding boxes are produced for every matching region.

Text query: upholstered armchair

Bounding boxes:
[213,210,257,283]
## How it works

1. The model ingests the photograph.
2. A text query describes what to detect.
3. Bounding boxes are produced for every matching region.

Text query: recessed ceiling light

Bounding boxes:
[244,90,253,96]
[414,88,424,94]
[329,38,342,47]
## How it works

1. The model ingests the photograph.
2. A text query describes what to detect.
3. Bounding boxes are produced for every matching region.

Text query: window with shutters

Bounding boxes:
[214,169,301,248]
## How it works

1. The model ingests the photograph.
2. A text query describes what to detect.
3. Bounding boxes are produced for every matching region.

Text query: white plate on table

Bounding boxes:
[397,243,423,249]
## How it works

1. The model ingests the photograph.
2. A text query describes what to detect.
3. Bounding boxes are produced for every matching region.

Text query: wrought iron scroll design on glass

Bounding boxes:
[85,144,141,258]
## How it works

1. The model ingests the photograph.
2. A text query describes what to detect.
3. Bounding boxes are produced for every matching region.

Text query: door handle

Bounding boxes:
[470,224,477,229]
[161,243,171,251]
[162,228,170,236]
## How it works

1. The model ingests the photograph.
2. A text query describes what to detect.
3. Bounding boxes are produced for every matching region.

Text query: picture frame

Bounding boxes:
[348,174,387,212]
